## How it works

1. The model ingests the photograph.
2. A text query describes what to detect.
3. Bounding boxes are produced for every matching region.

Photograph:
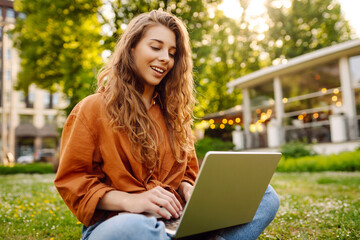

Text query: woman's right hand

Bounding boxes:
[97,186,182,219]
[124,186,182,219]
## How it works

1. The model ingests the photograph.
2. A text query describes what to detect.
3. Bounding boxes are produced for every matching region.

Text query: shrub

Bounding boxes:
[0,163,54,175]
[276,149,360,172]
[195,137,234,160]
[280,140,317,159]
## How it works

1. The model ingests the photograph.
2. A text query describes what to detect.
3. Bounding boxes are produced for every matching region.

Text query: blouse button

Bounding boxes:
[153,101,156,105]
[149,170,153,173]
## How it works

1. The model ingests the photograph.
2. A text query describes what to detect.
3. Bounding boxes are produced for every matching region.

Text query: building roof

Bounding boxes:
[227,39,360,90]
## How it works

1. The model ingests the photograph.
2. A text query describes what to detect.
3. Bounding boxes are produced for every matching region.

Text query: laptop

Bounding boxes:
[158,151,281,238]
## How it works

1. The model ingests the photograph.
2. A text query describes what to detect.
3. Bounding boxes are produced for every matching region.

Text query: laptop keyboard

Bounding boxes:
[162,217,181,231]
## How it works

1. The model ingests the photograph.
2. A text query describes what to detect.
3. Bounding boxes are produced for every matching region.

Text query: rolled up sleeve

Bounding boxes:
[182,149,199,185]
[54,111,115,227]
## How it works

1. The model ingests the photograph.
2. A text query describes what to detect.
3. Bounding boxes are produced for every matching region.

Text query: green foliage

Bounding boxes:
[277,149,360,172]
[12,0,354,119]
[264,0,354,61]
[281,140,317,159]
[195,137,234,160]
[12,0,103,115]
[0,163,54,175]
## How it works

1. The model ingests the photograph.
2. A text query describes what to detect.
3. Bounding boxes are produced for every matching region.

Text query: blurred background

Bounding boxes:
[0,0,359,166]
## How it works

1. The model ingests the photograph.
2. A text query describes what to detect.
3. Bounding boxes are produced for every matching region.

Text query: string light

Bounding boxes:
[235,118,241,123]
[220,124,225,129]
[222,119,227,124]
[228,120,234,125]
[321,88,327,94]
[249,124,256,133]
[282,98,288,103]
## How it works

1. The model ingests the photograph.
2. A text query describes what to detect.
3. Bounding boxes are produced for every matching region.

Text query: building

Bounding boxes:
[0,1,66,163]
[206,39,360,151]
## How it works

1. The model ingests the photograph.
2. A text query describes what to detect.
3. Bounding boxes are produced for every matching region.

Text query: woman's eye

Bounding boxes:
[151,46,160,50]
[169,53,175,58]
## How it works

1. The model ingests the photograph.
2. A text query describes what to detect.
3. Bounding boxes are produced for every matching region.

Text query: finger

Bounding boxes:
[152,197,179,219]
[156,191,182,214]
[155,187,182,211]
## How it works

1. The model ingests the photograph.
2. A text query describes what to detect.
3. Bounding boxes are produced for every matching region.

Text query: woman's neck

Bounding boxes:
[141,86,155,110]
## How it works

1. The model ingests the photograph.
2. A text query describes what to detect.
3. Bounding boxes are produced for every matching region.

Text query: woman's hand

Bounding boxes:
[178,182,194,203]
[97,186,182,219]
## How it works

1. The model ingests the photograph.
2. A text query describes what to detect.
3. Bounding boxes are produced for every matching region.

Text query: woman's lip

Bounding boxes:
[151,66,164,77]
[151,65,166,73]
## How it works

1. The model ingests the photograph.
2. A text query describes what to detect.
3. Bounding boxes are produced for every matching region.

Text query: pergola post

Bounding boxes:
[339,57,358,140]
[242,88,252,148]
[273,76,285,145]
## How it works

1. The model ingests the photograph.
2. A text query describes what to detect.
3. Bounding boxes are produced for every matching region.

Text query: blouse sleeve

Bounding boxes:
[182,148,199,185]
[54,110,115,227]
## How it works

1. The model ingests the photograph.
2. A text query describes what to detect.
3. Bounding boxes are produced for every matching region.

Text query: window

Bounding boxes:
[52,93,59,107]
[350,55,360,87]
[280,61,341,144]
[19,115,33,124]
[6,69,11,81]
[6,8,15,19]
[6,48,11,60]
[44,92,51,109]
[349,55,360,138]
[45,115,55,124]
[25,92,35,108]
[44,92,59,109]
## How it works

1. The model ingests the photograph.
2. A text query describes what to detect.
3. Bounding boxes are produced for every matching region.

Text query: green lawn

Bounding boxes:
[0,172,359,239]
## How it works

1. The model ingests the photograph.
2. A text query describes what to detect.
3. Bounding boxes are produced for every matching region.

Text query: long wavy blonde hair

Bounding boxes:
[97,10,195,169]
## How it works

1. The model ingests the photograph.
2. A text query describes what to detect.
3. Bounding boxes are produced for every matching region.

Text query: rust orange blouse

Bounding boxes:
[54,93,199,227]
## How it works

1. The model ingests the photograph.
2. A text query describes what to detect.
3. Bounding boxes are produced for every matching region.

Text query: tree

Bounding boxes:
[12,0,103,115]
[263,0,354,62]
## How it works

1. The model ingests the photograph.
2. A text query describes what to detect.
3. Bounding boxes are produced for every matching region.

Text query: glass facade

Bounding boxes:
[281,60,340,143]
[248,80,275,147]
[349,55,360,138]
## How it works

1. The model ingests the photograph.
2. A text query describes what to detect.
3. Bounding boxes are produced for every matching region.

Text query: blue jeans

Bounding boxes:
[82,185,280,240]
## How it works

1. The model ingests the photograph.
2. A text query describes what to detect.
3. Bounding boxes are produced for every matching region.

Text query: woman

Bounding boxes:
[54,10,279,240]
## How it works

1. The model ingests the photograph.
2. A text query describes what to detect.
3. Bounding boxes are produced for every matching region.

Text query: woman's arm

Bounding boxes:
[97,186,183,219]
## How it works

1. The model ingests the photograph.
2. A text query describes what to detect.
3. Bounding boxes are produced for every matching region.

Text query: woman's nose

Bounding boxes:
[158,50,170,62]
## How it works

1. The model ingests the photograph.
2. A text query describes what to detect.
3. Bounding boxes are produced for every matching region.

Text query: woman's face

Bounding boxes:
[131,24,176,91]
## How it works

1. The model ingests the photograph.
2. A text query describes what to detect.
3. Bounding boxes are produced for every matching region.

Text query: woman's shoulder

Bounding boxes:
[71,93,106,116]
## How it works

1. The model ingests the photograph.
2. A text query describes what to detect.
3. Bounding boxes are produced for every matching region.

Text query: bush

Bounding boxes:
[195,137,234,160]
[281,140,317,159]
[277,149,360,172]
[0,163,54,175]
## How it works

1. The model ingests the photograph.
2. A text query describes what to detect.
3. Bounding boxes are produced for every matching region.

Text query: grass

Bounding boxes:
[260,172,360,239]
[0,172,359,239]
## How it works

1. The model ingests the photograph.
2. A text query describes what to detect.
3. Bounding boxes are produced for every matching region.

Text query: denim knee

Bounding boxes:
[87,213,170,240]
[262,185,280,222]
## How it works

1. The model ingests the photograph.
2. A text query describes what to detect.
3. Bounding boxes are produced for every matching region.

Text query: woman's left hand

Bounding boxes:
[178,182,194,202]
